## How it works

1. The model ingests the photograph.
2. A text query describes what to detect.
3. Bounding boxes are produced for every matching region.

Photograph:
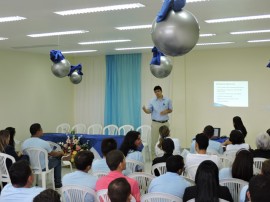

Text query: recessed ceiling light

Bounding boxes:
[116,25,152,30]
[55,3,145,16]
[27,30,89,38]
[248,39,270,43]
[115,46,152,51]
[197,42,234,46]
[200,33,216,37]
[0,16,26,23]
[205,14,270,23]
[79,39,131,45]
[62,50,97,54]
[0,37,8,40]
[230,30,270,35]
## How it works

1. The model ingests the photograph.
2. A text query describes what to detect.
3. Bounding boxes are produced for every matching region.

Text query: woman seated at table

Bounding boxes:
[183,160,233,202]
[225,130,250,152]
[219,149,253,181]
[119,131,144,172]
[155,125,181,157]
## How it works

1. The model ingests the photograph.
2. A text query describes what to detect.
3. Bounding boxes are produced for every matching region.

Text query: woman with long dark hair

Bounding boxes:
[233,116,247,137]
[183,160,233,202]
[119,131,144,171]
[219,149,253,181]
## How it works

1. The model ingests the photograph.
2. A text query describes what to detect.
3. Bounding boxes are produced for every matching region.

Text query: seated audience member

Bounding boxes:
[251,132,270,158]
[190,125,223,155]
[108,178,131,202]
[63,150,97,189]
[21,123,64,188]
[5,127,17,148]
[225,130,250,152]
[186,133,221,179]
[95,150,140,202]
[0,130,29,172]
[152,138,174,176]
[92,138,117,173]
[239,159,270,202]
[183,160,233,202]
[0,160,44,202]
[233,116,247,138]
[33,189,61,202]
[155,125,181,157]
[149,155,190,198]
[267,128,270,136]
[248,175,270,202]
[119,131,144,172]
[219,149,253,181]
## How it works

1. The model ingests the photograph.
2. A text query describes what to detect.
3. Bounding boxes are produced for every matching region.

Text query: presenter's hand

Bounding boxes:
[160,110,167,115]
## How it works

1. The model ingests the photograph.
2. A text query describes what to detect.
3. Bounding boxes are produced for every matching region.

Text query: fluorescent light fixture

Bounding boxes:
[28,30,89,38]
[206,14,270,23]
[0,16,26,23]
[200,33,216,37]
[55,3,145,16]
[115,46,152,51]
[230,30,270,35]
[197,42,234,46]
[79,39,131,45]
[116,24,152,30]
[0,37,8,40]
[62,50,97,54]
[247,39,270,43]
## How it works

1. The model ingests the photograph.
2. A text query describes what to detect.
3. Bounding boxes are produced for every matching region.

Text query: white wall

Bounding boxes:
[0,51,74,141]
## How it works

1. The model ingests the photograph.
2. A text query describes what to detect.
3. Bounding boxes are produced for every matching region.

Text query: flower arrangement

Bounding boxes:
[58,135,90,163]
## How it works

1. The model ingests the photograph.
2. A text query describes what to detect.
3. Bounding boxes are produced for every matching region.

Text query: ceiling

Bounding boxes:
[0,0,270,56]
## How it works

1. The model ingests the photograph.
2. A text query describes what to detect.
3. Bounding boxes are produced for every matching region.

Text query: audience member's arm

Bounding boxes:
[49,150,64,157]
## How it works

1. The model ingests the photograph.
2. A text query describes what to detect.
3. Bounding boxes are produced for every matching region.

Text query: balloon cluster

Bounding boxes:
[150,0,200,78]
[50,50,83,84]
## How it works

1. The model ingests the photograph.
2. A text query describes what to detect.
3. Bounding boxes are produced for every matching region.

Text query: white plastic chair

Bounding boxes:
[126,159,144,173]
[141,192,183,202]
[223,149,238,162]
[0,153,15,188]
[90,147,102,160]
[128,172,155,195]
[183,164,200,180]
[102,125,118,135]
[182,176,195,186]
[87,124,103,134]
[219,156,233,168]
[23,147,55,189]
[253,157,267,175]
[118,125,134,136]
[151,162,167,176]
[47,141,73,172]
[137,125,152,162]
[219,178,248,202]
[71,123,87,134]
[56,123,70,133]
[62,185,97,202]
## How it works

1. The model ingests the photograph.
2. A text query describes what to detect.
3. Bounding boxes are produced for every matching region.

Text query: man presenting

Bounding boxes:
[142,85,173,158]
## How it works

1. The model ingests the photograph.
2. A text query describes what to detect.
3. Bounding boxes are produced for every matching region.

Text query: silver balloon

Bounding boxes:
[51,59,71,78]
[151,9,200,57]
[150,56,173,78]
[70,71,82,84]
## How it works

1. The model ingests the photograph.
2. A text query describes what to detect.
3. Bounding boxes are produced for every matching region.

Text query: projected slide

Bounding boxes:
[214,81,248,107]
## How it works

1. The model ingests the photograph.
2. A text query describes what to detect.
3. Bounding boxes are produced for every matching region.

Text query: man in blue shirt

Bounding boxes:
[148,155,190,198]
[142,86,173,158]
[0,160,44,202]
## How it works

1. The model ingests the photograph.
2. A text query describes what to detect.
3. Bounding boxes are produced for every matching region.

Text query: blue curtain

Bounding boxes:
[105,54,141,129]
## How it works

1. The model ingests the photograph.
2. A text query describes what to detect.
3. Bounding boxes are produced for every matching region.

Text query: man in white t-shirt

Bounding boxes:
[186,133,221,179]
[0,160,44,202]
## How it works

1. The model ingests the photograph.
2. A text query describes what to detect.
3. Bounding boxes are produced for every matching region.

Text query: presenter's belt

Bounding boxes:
[152,120,168,123]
